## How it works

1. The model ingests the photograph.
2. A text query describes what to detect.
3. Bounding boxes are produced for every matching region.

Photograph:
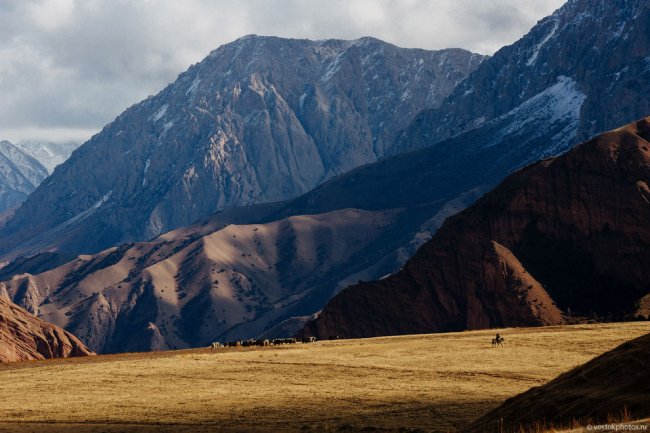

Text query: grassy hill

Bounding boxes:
[0,322,649,433]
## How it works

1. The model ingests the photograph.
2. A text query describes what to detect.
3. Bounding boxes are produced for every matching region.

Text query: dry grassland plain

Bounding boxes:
[0,322,649,433]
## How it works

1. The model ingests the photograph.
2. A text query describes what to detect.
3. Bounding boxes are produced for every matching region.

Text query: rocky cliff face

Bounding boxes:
[0,294,94,362]
[0,140,48,213]
[0,36,484,260]
[299,117,650,339]
[394,0,650,155]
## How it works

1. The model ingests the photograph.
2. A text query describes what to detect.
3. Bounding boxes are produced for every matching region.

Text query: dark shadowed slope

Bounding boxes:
[466,332,650,432]
[300,116,650,339]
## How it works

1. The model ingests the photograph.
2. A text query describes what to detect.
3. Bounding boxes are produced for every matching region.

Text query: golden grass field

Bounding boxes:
[1,322,649,433]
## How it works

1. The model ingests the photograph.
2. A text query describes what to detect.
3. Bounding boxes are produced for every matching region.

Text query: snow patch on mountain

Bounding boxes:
[150,104,168,122]
[186,77,201,96]
[527,19,560,66]
[486,76,586,155]
[161,121,174,136]
[142,158,151,187]
[321,55,342,82]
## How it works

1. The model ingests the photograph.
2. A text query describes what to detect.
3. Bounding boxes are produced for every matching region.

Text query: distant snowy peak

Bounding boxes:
[0,139,79,213]
[16,140,80,174]
[0,141,49,213]
[0,141,48,188]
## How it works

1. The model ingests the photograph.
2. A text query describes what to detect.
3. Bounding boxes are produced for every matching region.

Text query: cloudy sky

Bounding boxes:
[0,0,566,143]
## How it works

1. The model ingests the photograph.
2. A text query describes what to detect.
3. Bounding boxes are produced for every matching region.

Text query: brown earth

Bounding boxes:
[0,295,93,362]
[1,208,400,353]
[0,322,648,433]
[466,331,650,432]
[300,116,650,339]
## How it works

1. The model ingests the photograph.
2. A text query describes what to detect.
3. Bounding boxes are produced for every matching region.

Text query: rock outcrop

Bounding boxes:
[0,295,94,362]
[299,117,650,339]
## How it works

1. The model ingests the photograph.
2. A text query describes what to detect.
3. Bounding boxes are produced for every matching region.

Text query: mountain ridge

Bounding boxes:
[0,35,484,260]
[299,116,650,339]
[0,140,48,213]
[393,0,650,155]
[0,294,94,362]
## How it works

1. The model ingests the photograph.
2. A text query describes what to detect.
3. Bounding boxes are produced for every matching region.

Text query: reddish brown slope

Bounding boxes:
[466,332,650,432]
[300,117,650,339]
[0,295,93,362]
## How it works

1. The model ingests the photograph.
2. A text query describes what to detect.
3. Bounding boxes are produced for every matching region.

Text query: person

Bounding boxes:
[495,333,502,344]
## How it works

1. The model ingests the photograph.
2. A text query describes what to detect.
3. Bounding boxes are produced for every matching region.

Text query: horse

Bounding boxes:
[491,336,505,347]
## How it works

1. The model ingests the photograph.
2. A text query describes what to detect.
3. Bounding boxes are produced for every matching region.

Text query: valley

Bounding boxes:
[0,1,649,430]
[0,322,648,433]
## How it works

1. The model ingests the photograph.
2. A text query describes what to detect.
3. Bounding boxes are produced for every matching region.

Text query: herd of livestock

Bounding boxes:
[210,336,318,349]
[210,334,507,350]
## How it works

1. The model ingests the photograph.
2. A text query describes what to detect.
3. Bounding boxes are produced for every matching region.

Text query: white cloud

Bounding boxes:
[0,0,566,143]
[26,0,75,31]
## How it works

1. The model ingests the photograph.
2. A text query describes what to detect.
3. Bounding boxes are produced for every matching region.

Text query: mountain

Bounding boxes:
[0,207,401,353]
[15,140,80,174]
[467,332,650,432]
[0,293,94,362]
[0,36,484,260]
[394,0,650,156]
[299,117,650,339]
[5,0,648,263]
[3,0,650,352]
[0,140,48,213]
[0,140,78,214]
[6,111,649,354]
[1,83,590,352]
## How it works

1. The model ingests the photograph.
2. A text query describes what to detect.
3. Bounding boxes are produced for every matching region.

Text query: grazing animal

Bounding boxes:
[241,339,256,347]
[210,342,222,349]
[273,338,297,345]
[302,336,317,343]
[492,336,505,347]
